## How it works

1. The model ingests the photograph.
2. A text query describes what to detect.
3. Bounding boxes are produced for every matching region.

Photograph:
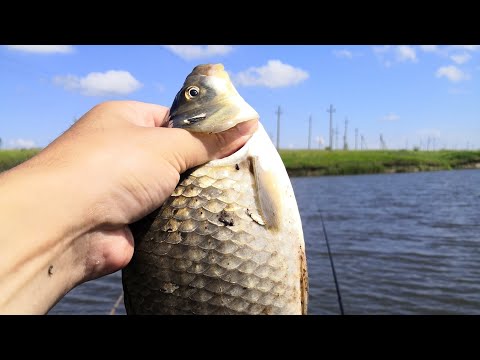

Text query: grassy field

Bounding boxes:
[1,148,480,176]
[280,149,480,176]
[0,149,41,172]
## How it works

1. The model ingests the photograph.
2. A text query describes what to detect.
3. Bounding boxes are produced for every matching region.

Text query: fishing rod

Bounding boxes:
[319,212,345,315]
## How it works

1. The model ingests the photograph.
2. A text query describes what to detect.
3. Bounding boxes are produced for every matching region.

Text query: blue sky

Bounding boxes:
[1,45,479,150]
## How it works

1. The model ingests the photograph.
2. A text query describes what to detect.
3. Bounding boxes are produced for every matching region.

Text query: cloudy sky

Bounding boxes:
[1,45,479,150]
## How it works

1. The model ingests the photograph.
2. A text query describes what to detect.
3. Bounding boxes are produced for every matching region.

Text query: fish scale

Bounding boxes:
[123,157,298,314]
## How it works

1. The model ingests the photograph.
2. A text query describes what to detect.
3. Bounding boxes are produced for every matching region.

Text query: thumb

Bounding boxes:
[165,119,259,173]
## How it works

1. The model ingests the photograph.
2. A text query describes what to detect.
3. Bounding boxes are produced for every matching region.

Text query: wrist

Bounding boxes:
[0,161,90,313]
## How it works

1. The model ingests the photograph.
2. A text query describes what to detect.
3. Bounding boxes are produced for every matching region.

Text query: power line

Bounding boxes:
[275,106,282,150]
[326,104,336,150]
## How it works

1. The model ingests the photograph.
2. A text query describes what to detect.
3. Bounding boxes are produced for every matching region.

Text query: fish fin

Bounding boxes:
[300,246,309,315]
[249,156,283,231]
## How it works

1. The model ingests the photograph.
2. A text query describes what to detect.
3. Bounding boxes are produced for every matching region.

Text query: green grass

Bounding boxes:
[279,149,480,176]
[0,149,41,172]
[1,148,480,177]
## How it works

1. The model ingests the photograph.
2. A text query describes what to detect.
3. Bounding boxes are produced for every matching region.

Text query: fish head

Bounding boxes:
[169,63,259,133]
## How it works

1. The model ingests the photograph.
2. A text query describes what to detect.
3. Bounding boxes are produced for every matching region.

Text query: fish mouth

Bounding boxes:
[169,112,207,127]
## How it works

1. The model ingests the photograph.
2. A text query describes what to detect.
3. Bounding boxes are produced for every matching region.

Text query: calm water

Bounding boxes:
[49,169,480,315]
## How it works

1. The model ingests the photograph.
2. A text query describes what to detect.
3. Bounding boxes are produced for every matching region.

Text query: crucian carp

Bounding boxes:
[122,64,308,315]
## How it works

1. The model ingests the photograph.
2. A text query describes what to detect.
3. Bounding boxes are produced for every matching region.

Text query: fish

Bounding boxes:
[122,63,308,315]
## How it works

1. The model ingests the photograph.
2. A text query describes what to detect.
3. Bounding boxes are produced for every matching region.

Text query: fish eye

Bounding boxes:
[186,86,200,99]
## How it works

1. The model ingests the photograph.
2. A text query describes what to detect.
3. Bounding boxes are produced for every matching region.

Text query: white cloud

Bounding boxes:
[163,45,233,60]
[381,113,400,121]
[419,45,438,52]
[5,45,73,54]
[373,45,391,54]
[53,70,142,96]
[396,45,417,62]
[373,45,417,66]
[451,45,479,51]
[233,60,309,88]
[333,49,353,59]
[8,138,36,148]
[436,65,469,82]
[450,52,471,64]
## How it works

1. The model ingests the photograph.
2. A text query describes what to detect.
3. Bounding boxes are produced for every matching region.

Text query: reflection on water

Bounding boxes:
[49,169,480,315]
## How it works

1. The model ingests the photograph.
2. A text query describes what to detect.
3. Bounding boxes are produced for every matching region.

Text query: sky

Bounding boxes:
[1,45,479,150]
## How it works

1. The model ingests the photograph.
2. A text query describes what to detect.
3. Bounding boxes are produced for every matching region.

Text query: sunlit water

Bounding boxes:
[49,169,480,315]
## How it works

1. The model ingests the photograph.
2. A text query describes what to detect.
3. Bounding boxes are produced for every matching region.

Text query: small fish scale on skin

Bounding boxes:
[195,235,220,250]
[171,207,193,221]
[211,177,237,189]
[202,198,228,213]
[197,186,223,200]
[194,221,220,236]
[181,184,203,198]
[172,185,185,197]
[170,196,188,208]
[209,226,235,241]
[216,189,241,204]
[178,219,199,232]
[179,176,195,186]
[192,176,217,188]
[188,208,213,222]
[161,218,180,232]
[187,197,208,209]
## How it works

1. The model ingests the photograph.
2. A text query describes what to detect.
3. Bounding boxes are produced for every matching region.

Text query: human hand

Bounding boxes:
[0,100,257,314]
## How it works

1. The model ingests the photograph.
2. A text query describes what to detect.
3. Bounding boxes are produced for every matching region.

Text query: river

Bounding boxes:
[49,169,480,315]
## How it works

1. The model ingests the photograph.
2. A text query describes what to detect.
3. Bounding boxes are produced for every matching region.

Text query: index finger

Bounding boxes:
[124,101,170,128]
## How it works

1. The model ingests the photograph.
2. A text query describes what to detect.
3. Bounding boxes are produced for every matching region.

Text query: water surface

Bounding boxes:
[49,169,480,315]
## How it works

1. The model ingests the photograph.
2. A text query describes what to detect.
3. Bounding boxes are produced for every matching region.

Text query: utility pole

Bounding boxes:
[361,135,367,150]
[380,134,387,150]
[275,106,282,150]
[308,114,312,150]
[326,104,336,150]
[355,128,358,150]
[343,117,349,150]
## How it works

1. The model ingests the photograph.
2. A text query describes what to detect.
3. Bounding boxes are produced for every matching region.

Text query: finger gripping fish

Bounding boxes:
[122,64,308,314]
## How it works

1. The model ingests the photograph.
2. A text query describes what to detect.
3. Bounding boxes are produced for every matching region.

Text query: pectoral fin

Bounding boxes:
[249,156,283,231]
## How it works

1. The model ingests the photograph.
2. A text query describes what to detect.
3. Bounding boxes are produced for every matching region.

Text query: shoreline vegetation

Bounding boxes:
[280,149,480,177]
[1,149,480,177]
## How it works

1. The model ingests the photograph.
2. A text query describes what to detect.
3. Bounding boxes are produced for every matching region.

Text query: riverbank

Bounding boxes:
[1,149,480,176]
[280,149,480,177]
